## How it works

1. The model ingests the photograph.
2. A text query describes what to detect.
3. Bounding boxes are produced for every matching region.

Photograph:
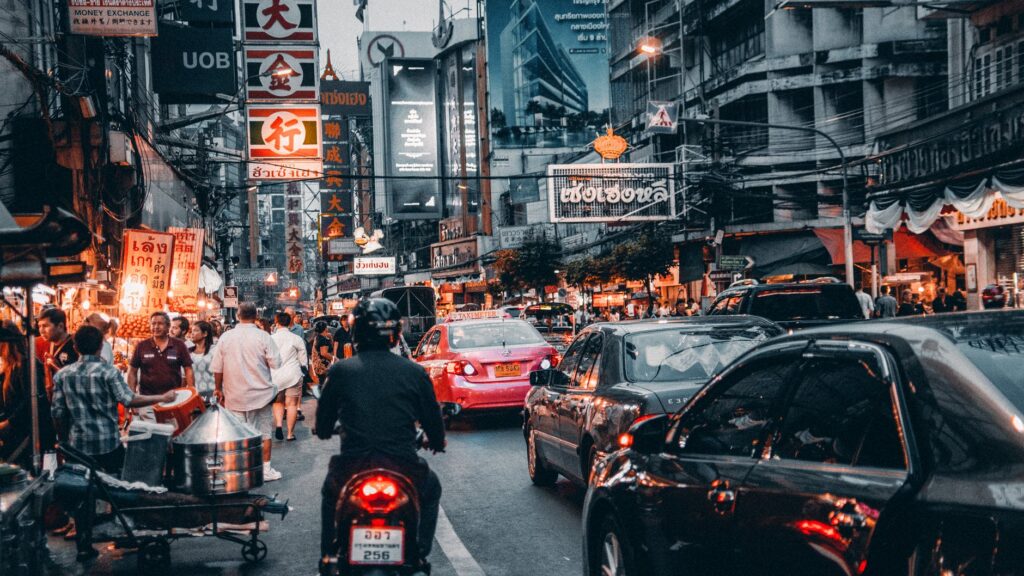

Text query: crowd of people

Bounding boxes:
[856,285,968,319]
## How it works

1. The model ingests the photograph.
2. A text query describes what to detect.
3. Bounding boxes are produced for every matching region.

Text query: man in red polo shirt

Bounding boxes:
[128,312,194,418]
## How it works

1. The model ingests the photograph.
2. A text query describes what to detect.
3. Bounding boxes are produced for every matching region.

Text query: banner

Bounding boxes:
[285,183,304,274]
[118,230,174,335]
[247,104,322,160]
[384,59,441,219]
[245,46,319,101]
[354,256,397,276]
[242,0,317,43]
[69,0,157,37]
[647,101,679,135]
[485,0,609,149]
[430,237,479,278]
[167,227,205,312]
[547,163,677,223]
[151,24,236,104]
[320,81,371,116]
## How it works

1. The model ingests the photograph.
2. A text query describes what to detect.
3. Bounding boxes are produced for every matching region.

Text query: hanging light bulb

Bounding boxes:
[81,300,91,310]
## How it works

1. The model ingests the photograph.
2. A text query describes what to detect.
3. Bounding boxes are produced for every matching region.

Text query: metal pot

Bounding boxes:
[171,405,264,495]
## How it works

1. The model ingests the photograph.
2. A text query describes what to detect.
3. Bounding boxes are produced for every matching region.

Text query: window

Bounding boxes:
[707,294,743,316]
[416,330,442,357]
[572,334,603,390]
[673,356,795,458]
[749,286,863,322]
[624,326,777,383]
[773,355,905,469]
[555,335,588,386]
[447,321,545,349]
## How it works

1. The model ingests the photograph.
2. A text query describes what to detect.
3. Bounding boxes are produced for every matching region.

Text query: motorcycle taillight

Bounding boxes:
[355,476,401,512]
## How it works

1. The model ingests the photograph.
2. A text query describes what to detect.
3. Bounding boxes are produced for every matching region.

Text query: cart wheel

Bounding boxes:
[138,539,171,571]
[241,539,267,563]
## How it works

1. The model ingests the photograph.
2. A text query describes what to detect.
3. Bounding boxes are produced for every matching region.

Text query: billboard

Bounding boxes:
[384,59,441,219]
[69,0,157,37]
[354,257,397,276]
[321,81,371,116]
[167,227,205,312]
[246,104,322,160]
[151,24,236,104]
[118,230,174,335]
[431,237,479,278]
[244,47,319,101]
[242,0,317,43]
[547,164,677,223]
[486,0,609,149]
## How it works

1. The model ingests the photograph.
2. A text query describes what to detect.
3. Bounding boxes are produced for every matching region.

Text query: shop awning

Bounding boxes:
[813,228,949,266]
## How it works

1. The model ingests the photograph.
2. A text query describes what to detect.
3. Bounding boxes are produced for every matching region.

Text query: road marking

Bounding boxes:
[435,506,486,576]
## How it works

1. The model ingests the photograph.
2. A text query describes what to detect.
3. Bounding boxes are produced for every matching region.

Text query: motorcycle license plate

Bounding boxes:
[349,526,404,565]
[495,362,521,377]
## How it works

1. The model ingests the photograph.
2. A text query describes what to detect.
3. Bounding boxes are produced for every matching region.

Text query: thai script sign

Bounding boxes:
[167,227,205,312]
[320,80,371,116]
[354,256,397,276]
[119,229,174,318]
[69,0,157,37]
[547,163,676,223]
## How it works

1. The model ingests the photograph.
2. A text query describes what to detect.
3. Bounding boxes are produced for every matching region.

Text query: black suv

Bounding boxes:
[705,280,863,330]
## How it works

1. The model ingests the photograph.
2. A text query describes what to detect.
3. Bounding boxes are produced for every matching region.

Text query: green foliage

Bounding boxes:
[611,227,675,311]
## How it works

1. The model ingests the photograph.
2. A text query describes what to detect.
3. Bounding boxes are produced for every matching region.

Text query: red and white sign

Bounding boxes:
[119,229,174,317]
[167,227,205,312]
[247,104,322,160]
[68,0,157,37]
[245,47,319,100]
[242,0,317,43]
[353,257,397,276]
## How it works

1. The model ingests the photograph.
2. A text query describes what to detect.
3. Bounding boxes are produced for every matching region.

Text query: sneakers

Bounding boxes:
[297,410,305,421]
[263,464,282,482]
[275,427,284,441]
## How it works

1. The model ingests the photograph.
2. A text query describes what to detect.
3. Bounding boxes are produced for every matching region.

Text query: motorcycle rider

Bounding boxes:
[316,298,446,573]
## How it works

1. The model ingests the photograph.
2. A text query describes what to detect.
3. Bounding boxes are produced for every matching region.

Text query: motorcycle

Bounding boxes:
[321,431,434,576]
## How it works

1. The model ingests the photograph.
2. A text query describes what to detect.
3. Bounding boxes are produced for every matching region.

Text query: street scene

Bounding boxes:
[2,0,1024,575]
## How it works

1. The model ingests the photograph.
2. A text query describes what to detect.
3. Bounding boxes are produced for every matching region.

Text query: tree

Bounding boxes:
[516,233,562,301]
[612,227,675,314]
[493,249,524,301]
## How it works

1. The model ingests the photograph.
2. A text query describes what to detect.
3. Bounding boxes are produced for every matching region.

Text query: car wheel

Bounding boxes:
[593,515,634,576]
[527,427,557,486]
[585,444,598,484]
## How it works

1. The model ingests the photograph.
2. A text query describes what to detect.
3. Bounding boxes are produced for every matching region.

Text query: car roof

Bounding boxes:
[772,309,1024,343]
[441,318,531,327]
[585,315,780,336]
[717,281,854,296]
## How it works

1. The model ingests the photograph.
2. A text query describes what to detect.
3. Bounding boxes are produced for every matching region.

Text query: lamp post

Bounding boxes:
[677,116,855,287]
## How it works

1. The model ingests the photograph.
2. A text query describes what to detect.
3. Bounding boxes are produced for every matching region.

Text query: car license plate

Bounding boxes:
[349,526,403,565]
[495,363,521,377]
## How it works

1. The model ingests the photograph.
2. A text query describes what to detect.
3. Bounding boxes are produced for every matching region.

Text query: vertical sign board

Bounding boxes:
[176,0,235,23]
[244,46,319,101]
[68,0,157,36]
[246,104,323,180]
[384,59,441,219]
[119,230,174,337]
[223,286,239,308]
[167,227,205,313]
[285,183,304,274]
[241,0,317,42]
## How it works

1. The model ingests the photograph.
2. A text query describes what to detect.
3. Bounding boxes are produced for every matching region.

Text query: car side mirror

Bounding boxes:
[530,369,570,388]
[623,414,669,455]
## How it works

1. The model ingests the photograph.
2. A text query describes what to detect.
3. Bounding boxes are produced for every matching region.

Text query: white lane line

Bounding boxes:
[435,506,486,576]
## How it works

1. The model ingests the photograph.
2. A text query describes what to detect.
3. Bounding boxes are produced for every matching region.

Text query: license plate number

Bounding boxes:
[495,363,521,377]
[349,526,403,565]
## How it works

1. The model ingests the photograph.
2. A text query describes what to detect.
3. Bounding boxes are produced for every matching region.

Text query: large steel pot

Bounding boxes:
[171,405,264,495]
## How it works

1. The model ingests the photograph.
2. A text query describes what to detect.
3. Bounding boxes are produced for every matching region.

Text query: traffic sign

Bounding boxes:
[223,286,238,308]
[718,255,755,272]
[709,271,740,283]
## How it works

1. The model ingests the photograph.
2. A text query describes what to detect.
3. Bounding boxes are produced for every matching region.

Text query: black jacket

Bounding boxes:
[315,349,445,463]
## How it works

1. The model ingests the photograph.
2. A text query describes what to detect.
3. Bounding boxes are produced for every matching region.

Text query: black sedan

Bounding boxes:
[524,316,781,487]
[583,311,1024,576]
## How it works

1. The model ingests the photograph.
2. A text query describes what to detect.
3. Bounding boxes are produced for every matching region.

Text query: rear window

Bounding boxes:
[956,332,1024,412]
[448,321,546,349]
[624,326,776,383]
[749,286,862,322]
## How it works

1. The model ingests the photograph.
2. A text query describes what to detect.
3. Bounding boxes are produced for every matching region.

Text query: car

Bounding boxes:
[412,313,559,418]
[521,302,577,352]
[583,310,1024,576]
[524,316,782,488]
[705,279,863,330]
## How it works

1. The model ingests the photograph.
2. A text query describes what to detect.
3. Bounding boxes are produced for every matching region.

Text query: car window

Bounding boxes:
[448,321,545,349]
[673,356,795,458]
[624,326,777,383]
[773,355,905,469]
[749,286,863,322]
[572,334,603,390]
[707,295,733,316]
[417,330,441,357]
[556,334,588,386]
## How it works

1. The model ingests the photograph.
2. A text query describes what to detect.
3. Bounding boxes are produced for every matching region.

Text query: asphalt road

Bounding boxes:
[50,401,584,576]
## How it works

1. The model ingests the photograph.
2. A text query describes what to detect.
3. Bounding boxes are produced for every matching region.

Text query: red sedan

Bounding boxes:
[413,316,559,416]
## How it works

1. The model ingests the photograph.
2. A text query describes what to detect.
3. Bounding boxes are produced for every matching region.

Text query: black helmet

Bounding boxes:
[351,298,402,349]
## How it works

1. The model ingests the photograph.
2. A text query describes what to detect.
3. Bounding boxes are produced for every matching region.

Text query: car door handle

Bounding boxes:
[707,480,736,515]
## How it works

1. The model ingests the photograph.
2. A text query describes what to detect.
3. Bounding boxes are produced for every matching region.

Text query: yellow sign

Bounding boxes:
[168,227,205,313]
[593,127,628,161]
[953,197,1024,231]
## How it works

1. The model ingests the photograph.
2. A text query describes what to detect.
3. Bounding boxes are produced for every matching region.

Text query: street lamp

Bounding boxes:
[638,37,663,56]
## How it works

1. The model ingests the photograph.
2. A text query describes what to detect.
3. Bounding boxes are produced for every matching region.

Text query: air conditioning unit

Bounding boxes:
[108,130,133,167]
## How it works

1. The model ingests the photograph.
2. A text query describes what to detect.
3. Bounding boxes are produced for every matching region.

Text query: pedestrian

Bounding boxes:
[0,322,55,469]
[951,288,967,311]
[189,320,216,403]
[106,318,129,370]
[271,311,307,441]
[875,286,898,318]
[126,311,195,420]
[897,289,917,316]
[855,286,874,319]
[170,316,194,351]
[931,287,951,314]
[311,321,333,385]
[82,313,114,363]
[332,315,353,360]
[686,298,701,316]
[671,300,688,317]
[37,308,78,399]
[608,307,621,322]
[51,325,175,562]
[658,301,672,317]
[912,293,926,315]
[211,302,283,481]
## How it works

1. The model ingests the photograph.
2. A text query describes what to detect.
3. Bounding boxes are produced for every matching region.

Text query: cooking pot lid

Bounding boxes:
[174,404,261,446]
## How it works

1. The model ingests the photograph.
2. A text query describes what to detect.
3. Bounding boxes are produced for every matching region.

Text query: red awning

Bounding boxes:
[813,228,949,266]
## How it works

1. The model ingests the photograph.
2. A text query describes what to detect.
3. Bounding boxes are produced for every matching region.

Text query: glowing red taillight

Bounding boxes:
[445,360,476,376]
[355,476,401,511]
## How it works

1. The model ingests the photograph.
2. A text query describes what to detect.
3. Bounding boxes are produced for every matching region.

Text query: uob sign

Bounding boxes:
[151,23,237,103]
[183,51,232,70]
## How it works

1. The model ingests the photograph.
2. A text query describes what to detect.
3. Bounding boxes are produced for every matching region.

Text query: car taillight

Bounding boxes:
[617,413,662,450]
[355,476,400,512]
[446,360,476,376]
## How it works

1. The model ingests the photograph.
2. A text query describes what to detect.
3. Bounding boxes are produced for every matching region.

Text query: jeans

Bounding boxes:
[320,453,441,562]
[75,446,124,553]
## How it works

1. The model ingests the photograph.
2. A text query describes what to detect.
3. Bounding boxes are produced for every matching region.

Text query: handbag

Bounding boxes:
[311,344,328,380]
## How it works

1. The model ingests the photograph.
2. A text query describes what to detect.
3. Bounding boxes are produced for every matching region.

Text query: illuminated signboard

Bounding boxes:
[384,59,441,219]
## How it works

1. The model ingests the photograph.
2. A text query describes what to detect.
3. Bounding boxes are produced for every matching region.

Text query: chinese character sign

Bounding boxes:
[167,227,205,312]
[247,104,322,160]
[244,47,319,100]
[68,0,157,37]
[286,183,304,274]
[119,230,175,334]
[242,0,317,42]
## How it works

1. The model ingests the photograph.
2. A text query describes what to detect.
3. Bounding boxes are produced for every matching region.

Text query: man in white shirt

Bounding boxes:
[270,311,308,441]
[855,286,874,319]
[83,313,114,364]
[211,303,283,480]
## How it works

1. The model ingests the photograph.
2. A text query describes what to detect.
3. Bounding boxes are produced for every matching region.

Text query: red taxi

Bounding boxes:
[413,311,559,416]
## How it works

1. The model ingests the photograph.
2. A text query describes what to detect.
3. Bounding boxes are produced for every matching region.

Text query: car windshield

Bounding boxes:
[448,321,546,349]
[750,286,863,321]
[624,327,773,383]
